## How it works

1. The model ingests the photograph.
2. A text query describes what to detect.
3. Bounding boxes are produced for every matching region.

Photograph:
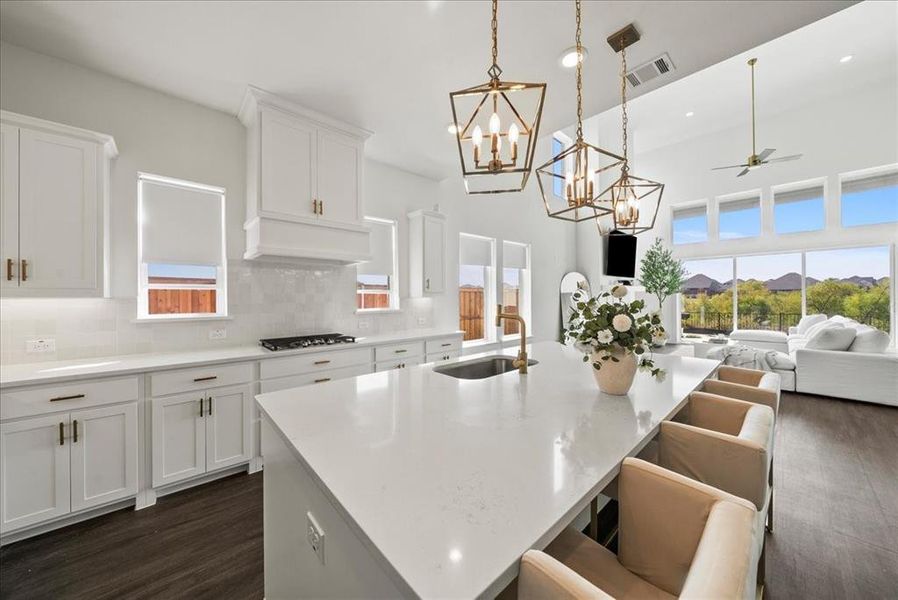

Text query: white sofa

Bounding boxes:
[728,315,897,407]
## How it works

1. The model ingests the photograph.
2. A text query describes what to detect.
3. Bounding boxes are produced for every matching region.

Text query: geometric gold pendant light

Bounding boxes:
[449,0,547,194]
[595,24,664,236]
[536,0,626,222]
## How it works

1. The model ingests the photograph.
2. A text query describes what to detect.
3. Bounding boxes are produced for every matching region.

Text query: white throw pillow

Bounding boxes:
[848,329,891,353]
[805,325,856,351]
[766,350,796,370]
[804,320,839,340]
[796,314,826,335]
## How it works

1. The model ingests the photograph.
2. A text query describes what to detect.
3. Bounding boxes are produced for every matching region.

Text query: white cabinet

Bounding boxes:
[239,86,371,264]
[152,383,252,487]
[409,210,446,296]
[0,403,137,534]
[0,111,116,297]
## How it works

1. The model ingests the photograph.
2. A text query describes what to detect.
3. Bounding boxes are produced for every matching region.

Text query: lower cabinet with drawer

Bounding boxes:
[426,350,461,363]
[375,357,422,371]
[152,383,253,487]
[0,397,138,534]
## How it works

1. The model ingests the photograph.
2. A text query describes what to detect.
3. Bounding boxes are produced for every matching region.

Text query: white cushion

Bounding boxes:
[788,338,809,352]
[795,314,826,335]
[804,320,840,340]
[730,329,788,343]
[848,329,891,353]
[805,325,856,351]
[766,351,796,370]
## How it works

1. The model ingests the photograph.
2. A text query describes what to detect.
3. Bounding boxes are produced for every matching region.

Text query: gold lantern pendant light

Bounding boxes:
[535,0,625,222]
[596,25,664,236]
[449,0,547,194]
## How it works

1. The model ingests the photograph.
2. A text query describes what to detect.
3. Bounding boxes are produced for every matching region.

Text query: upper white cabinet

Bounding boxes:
[408,210,446,296]
[239,86,371,264]
[0,111,116,297]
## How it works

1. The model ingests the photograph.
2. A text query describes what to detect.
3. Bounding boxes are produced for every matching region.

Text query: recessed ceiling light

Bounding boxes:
[840,55,853,64]
[559,46,588,68]
[447,123,459,135]
[685,111,695,117]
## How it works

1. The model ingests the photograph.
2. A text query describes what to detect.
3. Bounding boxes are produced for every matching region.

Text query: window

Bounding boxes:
[718,196,760,239]
[501,241,531,338]
[774,184,825,234]
[357,217,398,310]
[459,233,496,343]
[680,258,734,335]
[841,168,898,227]
[735,253,803,332]
[137,173,226,319]
[806,246,890,331]
[552,136,565,198]
[672,205,708,245]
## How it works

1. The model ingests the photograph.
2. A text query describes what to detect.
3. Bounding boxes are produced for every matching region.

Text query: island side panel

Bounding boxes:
[261,416,407,599]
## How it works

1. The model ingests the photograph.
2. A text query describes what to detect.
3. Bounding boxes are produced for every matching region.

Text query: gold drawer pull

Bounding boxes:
[441,343,452,347]
[5,258,12,281]
[394,349,407,354]
[50,394,85,402]
[208,397,213,415]
[59,422,65,446]
[314,378,331,383]
[73,420,79,443]
[20,259,27,282]
[313,360,331,365]
[193,375,218,382]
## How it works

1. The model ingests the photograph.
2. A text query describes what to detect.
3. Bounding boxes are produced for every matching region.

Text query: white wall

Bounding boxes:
[0,41,578,363]
[595,78,898,338]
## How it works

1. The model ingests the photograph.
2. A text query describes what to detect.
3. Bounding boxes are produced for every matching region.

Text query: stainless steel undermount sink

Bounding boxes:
[433,356,539,380]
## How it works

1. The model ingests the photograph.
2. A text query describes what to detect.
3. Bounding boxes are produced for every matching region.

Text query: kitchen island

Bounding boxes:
[256,341,720,599]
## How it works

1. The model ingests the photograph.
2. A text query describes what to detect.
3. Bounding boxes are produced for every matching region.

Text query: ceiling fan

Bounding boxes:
[712,58,802,177]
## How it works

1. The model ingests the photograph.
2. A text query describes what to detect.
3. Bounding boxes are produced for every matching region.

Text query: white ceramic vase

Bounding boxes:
[590,347,638,395]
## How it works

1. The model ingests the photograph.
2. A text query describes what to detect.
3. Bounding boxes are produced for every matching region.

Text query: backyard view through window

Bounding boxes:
[357,217,397,310]
[502,268,521,336]
[147,264,218,315]
[460,265,488,341]
[680,246,891,335]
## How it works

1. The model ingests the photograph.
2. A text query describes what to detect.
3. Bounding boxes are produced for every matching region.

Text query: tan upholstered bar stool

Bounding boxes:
[519,458,759,600]
[703,366,780,416]
[658,391,775,588]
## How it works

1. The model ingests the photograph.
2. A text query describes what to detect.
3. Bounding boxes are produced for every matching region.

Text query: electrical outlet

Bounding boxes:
[26,339,56,353]
[209,328,227,340]
[417,317,427,326]
[358,320,370,330]
[307,512,325,565]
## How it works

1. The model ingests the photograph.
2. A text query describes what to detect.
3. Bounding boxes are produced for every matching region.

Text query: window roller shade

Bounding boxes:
[503,241,528,269]
[719,197,759,212]
[775,186,823,205]
[842,172,898,194]
[358,220,394,276]
[140,177,224,265]
[460,235,493,266]
[673,206,706,220]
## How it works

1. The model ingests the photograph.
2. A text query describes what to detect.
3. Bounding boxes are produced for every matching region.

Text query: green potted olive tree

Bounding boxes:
[639,238,688,346]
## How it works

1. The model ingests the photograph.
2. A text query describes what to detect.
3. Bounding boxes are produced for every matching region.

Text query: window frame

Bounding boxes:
[459,233,497,346]
[136,173,228,321]
[717,192,761,240]
[356,216,400,312]
[671,201,709,245]
[839,164,898,229]
[772,178,827,235]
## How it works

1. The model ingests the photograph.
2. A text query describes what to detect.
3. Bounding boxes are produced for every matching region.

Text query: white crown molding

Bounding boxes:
[0,110,118,157]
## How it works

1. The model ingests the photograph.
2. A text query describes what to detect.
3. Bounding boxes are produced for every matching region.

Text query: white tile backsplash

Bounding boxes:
[1,259,434,364]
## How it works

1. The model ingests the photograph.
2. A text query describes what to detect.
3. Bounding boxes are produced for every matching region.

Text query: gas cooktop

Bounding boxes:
[259,333,357,352]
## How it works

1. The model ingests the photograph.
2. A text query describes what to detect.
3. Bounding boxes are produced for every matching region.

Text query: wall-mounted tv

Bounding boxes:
[604,231,638,279]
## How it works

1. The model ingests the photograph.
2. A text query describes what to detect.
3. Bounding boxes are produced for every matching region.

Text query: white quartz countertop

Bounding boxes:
[0,329,463,388]
[256,341,720,599]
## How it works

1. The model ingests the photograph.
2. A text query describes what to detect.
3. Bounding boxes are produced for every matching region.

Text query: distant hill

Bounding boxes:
[681,271,885,295]
[765,272,820,291]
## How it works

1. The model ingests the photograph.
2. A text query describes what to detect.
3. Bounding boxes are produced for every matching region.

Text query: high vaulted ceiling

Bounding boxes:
[0,0,856,180]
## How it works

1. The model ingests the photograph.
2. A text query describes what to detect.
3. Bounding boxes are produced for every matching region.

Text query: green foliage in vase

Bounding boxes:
[640,238,688,310]
[564,286,665,379]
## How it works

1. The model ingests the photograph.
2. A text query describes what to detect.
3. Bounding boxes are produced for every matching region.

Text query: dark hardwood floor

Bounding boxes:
[1,391,896,599]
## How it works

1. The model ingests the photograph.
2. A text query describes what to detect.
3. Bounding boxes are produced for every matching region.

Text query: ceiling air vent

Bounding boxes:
[626,53,675,88]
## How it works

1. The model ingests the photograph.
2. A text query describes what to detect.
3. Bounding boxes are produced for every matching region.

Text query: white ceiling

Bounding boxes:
[587,0,898,156]
[0,0,857,180]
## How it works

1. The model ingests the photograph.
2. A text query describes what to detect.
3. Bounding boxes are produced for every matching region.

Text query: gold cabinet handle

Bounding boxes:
[208,396,213,416]
[425,278,430,290]
[20,259,27,282]
[313,360,331,365]
[5,258,12,281]
[59,422,65,446]
[73,420,79,443]
[394,349,407,354]
[441,343,452,347]
[200,397,205,417]
[193,375,217,382]
[313,199,319,215]
[50,394,86,402]
[314,377,330,383]
[319,200,324,216]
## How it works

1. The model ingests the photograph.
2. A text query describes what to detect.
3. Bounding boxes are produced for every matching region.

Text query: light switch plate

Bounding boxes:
[209,328,227,340]
[307,511,325,565]
[26,339,56,353]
